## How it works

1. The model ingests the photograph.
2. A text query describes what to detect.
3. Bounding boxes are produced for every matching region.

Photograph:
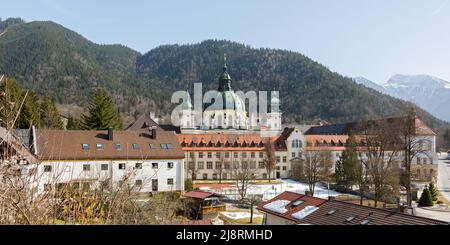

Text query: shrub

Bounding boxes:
[418,188,434,207]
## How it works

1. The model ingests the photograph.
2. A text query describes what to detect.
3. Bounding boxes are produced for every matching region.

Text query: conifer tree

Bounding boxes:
[67,115,82,130]
[39,96,63,129]
[418,187,434,207]
[428,182,438,202]
[81,88,122,130]
[18,91,40,129]
[335,132,361,190]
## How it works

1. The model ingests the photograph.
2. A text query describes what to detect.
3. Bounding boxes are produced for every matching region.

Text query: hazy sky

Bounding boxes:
[2,0,450,83]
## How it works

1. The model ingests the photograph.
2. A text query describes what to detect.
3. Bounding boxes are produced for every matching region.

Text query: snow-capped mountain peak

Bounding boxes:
[384,74,450,89]
[353,74,450,123]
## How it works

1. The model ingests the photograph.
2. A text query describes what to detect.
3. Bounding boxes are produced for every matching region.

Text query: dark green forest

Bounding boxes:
[1,18,449,147]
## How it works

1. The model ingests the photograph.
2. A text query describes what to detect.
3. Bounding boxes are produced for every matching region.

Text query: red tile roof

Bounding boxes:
[183,190,215,200]
[177,133,283,151]
[256,191,327,222]
[35,129,185,161]
[257,192,448,225]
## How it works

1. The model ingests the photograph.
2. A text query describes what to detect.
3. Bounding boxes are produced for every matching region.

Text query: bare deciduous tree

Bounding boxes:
[303,150,333,196]
[399,107,431,206]
[232,155,257,201]
[360,120,401,207]
[262,138,276,182]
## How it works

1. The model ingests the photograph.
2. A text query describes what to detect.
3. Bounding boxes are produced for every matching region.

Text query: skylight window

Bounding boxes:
[360,219,371,225]
[115,144,122,151]
[292,200,304,206]
[81,144,89,150]
[327,209,337,215]
[263,200,290,214]
[345,216,357,222]
[160,143,174,150]
[291,206,319,220]
[96,144,104,150]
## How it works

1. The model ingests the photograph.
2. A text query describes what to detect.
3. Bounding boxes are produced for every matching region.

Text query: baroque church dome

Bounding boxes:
[204,61,246,112]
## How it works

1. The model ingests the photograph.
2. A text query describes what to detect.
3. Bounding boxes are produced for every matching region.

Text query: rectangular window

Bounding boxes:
[215,162,222,169]
[83,164,90,171]
[224,162,231,169]
[101,164,108,171]
[198,162,204,169]
[118,163,126,170]
[152,179,158,191]
[423,158,428,164]
[282,156,287,163]
[168,162,174,168]
[282,166,287,171]
[152,162,158,169]
[207,162,213,169]
[44,165,52,172]
[259,152,264,158]
[234,152,238,158]
[207,152,212,158]
[189,152,195,158]
[292,152,296,158]
[276,156,281,163]
[167,178,174,185]
[81,144,89,150]
[135,180,143,187]
[115,144,122,151]
[149,143,156,149]
[189,162,195,169]
[202,173,208,180]
[251,152,255,158]
[132,143,140,150]
[96,144,104,150]
[259,162,265,169]
[225,152,230,158]
[135,162,143,169]
[215,152,221,158]
[198,152,204,158]
[212,174,218,180]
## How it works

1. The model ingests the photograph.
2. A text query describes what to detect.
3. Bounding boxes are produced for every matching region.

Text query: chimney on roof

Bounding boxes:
[305,191,312,197]
[151,126,157,139]
[30,125,38,155]
[108,127,113,141]
[328,196,335,201]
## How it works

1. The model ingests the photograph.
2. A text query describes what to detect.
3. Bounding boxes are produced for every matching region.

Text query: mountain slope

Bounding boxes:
[353,77,386,93]
[0,19,449,144]
[384,75,450,123]
[0,20,151,111]
[354,75,450,123]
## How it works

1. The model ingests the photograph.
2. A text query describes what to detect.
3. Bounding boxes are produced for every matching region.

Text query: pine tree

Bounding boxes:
[81,88,122,130]
[18,91,40,129]
[67,115,82,130]
[335,132,361,190]
[39,96,63,129]
[418,187,434,207]
[428,182,438,202]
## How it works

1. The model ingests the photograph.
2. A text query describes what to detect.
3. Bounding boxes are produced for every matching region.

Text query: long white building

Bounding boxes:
[12,127,185,193]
